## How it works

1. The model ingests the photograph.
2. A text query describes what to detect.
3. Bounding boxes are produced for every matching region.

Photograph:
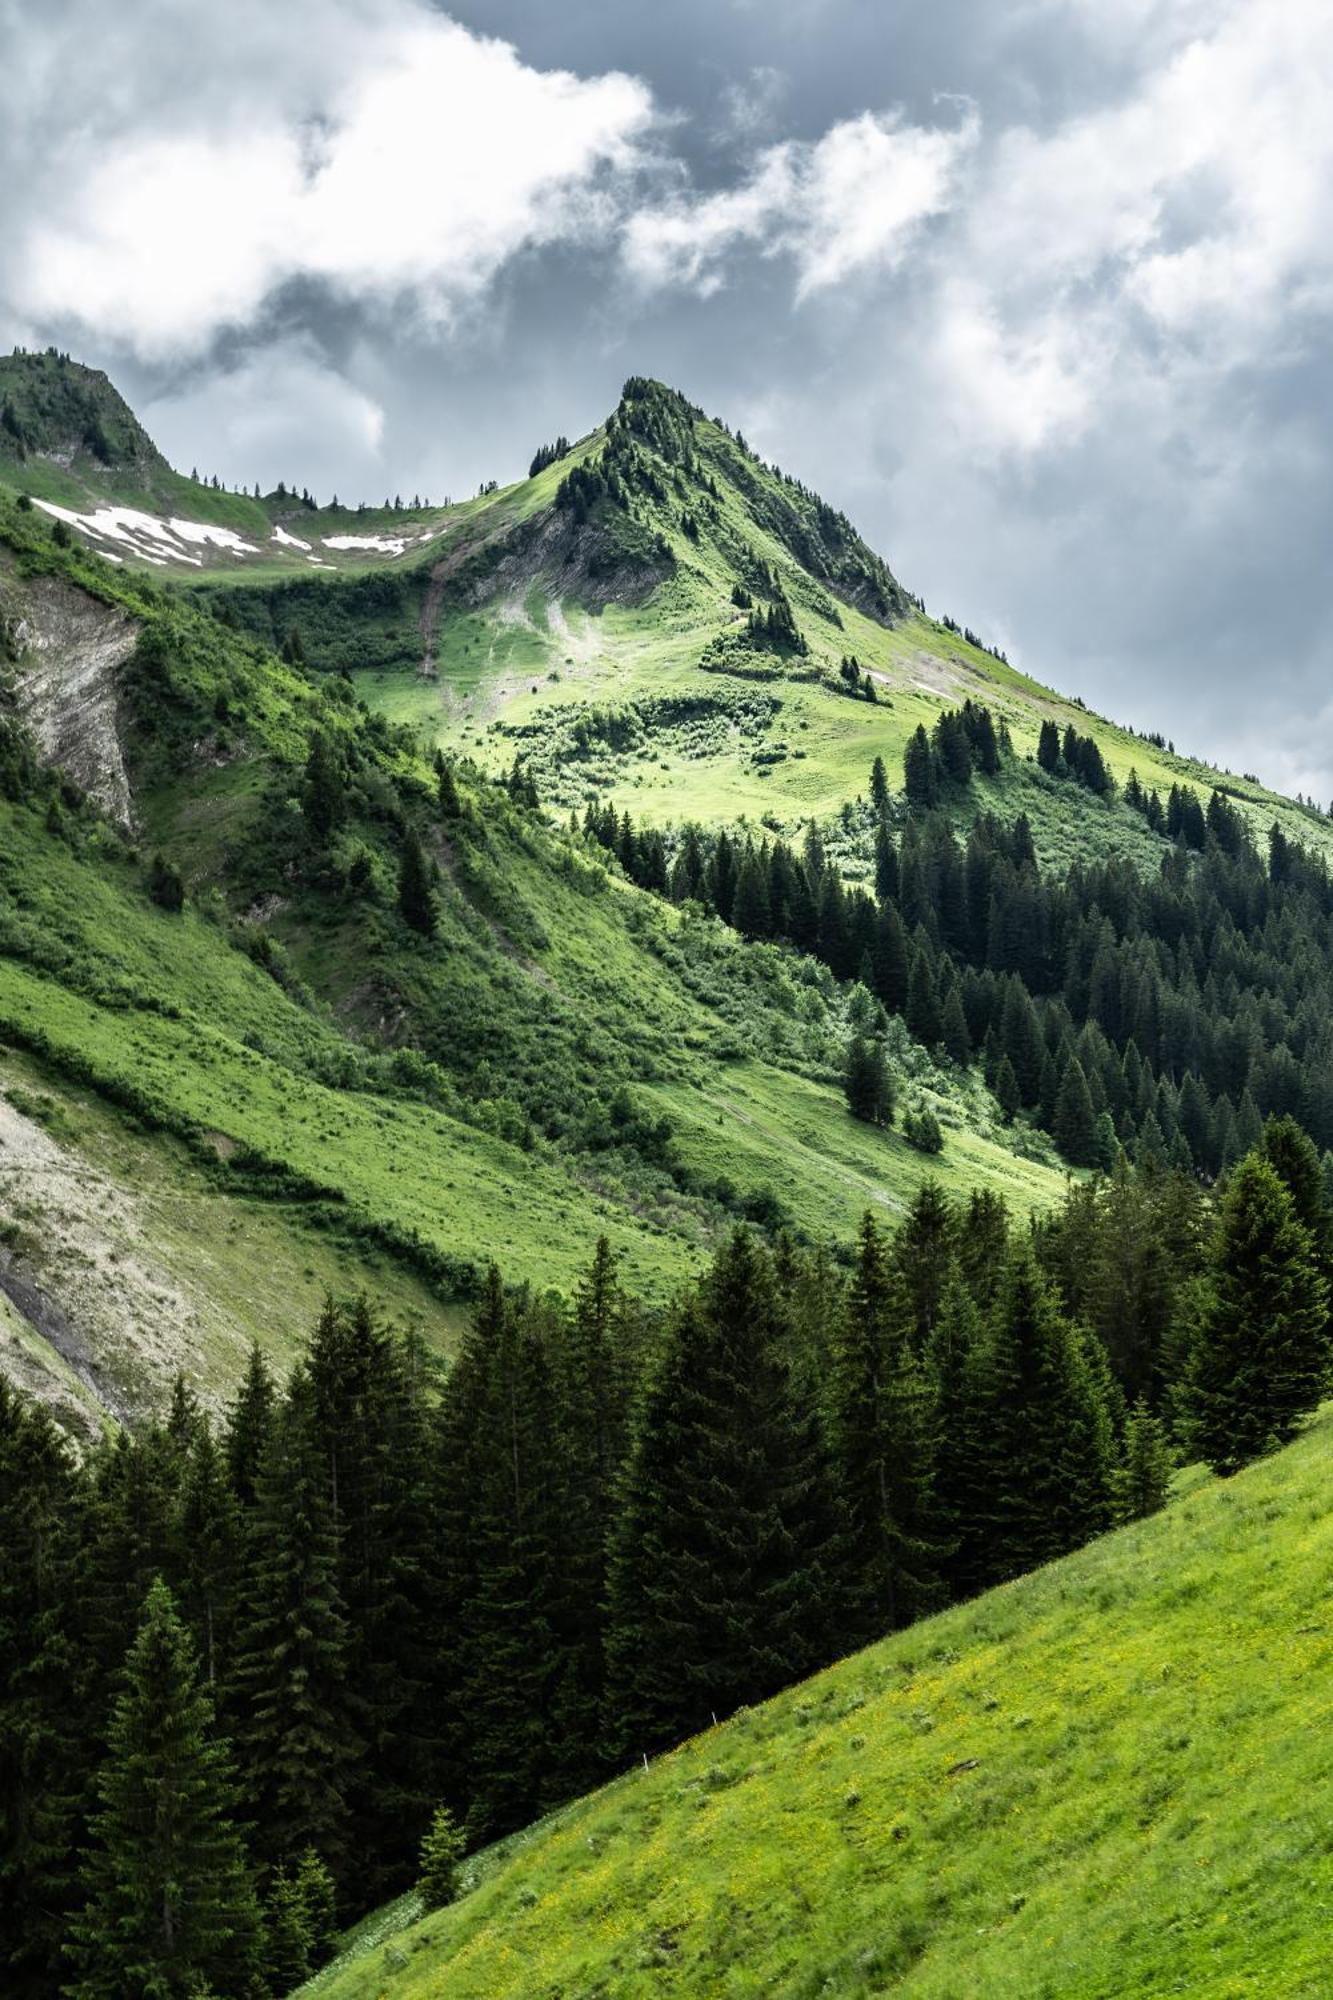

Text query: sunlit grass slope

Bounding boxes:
[309,1411,1333,1999]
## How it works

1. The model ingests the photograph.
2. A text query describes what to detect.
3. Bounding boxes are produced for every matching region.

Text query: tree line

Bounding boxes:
[585,724,1333,1179]
[5,1123,1330,1996]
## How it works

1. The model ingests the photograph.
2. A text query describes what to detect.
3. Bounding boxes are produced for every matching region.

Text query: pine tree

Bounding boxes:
[232,1370,356,1877]
[261,1867,313,1994]
[827,1216,943,1641]
[170,1426,240,1695]
[905,948,942,1048]
[431,1272,565,1842]
[417,1804,466,1912]
[304,1296,435,1889]
[604,1231,841,1757]
[1053,1057,1097,1166]
[545,1241,635,1794]
[1116,1399,1174,1521]
[397,829,437,936]
[65,1579,261,2000]
[223,1344,274,1512]
[1185,1154,1329,1474]
[844,1034,893,1126]
[994,1053,1021,1124]
[869,755,890,815]
[301,731,343,846]
[0,1381,79,1998]
[941,986,971,1066]
[293,1848,338,1966]
[438,760,462,819]
[732,844,771,940]
[950,1245,1115,1593]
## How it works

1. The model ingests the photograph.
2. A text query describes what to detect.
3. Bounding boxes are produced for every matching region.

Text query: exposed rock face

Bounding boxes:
[3,569,139,827]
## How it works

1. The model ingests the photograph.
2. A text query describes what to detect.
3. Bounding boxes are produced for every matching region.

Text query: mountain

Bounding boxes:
[2,356,1333,1433]
[6,354,1333,2000]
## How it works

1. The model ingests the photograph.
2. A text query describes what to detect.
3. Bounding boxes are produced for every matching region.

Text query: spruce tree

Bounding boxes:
[261,1867,312,1994]
[303,1297,434,1890]
[397,828,437,936]
[994,1053,1021,1123]
[417,1805,465,1912]
[294,1848,338,1966]
[224,1344,275,1511]
[65,1579,261,2000]
[0,1381,79,1998]
[232,1370,356,1878]
[1116,1400,1174,1521]
[872,901,909,1013]
[873,821,898,905]
[431,1272,565,1842]
[905,948,942,1048]
[732,844,771,940]
[438,760,462,819]
[844,1034,893,1126]
[827,1216,943,1641]
[941,987,972,1066]
[893,1182,956,1352]
[170,1426,240,1695]
[950,1246,1115,1593]
[301,731,343,846]
[545,1241,635,1794]
[604,1230,841,1757]
[1053,1057,1097,1166]
[1186,1154,1329,1474]
[1262,1114,1333,1303]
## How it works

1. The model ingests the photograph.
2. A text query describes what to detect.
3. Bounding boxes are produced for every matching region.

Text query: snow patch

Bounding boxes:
[271,524,312,551]
[167,518,261,553]
[32,499,259,566]
[323,533,410,555]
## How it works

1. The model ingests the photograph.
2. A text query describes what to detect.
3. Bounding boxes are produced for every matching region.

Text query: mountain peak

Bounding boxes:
[0,347,165,479]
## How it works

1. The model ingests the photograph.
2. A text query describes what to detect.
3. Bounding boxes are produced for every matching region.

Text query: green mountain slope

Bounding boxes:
[4,356,1333,1433]
[0,451,1063,1428]
[307,1411,1333,2000]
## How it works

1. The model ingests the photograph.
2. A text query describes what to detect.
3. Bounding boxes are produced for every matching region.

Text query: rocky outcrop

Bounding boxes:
[2,567,139,827]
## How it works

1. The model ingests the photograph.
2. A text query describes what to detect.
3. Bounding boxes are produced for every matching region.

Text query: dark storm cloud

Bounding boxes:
[4,0,1333,796]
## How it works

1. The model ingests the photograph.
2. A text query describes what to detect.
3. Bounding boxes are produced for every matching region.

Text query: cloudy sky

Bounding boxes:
[5,0,1333,797]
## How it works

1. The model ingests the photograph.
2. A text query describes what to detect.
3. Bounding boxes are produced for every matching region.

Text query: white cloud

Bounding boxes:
[5,2,657,357]
[624,105,978,298]
[934,0,1333,455]
[141,342,388,497]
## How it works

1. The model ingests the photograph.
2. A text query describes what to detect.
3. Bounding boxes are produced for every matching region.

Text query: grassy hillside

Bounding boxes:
[4,359,1333,1431]
[0,471,1065,1424]
[181,377,1333,875]
[307,1411,1333,1999]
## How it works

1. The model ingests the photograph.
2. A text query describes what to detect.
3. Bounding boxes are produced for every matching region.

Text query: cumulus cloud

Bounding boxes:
[4,0,657,357]
[141,343,388,499]
[624,105,978,298]
[6,0,1333,792]
[928,0,1333,457]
